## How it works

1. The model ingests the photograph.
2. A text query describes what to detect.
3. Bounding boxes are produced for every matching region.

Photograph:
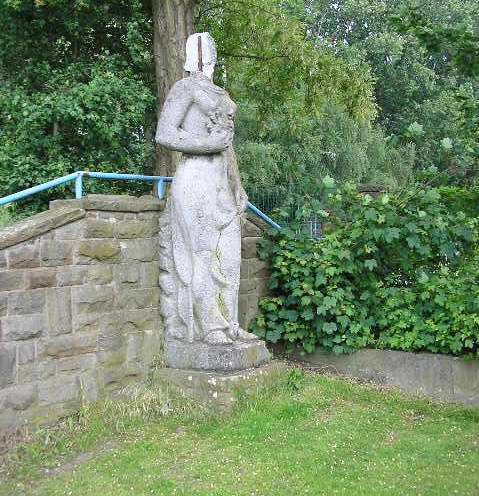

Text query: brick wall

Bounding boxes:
[0,195,271,435]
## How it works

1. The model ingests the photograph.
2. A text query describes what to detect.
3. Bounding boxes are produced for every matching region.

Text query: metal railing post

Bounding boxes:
[75,172,83,199]
[156,178,165,200]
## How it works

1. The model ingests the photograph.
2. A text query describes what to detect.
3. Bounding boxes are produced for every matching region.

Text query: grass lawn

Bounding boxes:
[1,367,478,496]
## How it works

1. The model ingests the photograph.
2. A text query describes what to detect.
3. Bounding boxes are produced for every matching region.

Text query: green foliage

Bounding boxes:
[0,0,155,208]
[252,182,479,357]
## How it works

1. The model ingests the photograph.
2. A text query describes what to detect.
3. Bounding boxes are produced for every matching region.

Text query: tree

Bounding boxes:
[152,0,197,177]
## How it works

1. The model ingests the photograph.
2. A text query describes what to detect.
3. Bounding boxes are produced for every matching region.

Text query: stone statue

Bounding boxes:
[155,32,265,365]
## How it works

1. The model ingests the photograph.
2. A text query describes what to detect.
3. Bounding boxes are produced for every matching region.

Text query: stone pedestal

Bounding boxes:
[156,361,283,410]
[164,339,270,372]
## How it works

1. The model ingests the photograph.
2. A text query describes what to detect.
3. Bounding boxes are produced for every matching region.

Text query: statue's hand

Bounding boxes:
[207,111,234,151]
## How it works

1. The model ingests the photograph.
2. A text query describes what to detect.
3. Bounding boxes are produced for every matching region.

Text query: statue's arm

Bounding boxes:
[155,80,231,154]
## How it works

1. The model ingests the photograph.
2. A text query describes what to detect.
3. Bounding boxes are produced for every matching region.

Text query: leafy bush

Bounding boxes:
[251,181,479,357]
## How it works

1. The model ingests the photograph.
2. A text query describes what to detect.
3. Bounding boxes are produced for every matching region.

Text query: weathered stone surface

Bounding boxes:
[71,285,114,314]
[139,262,160,288]
[84,219,115,238]
[57,265,112,286]
[0,344,16,388]
[115,288,160,310]
[0,251,6,268]
[0,294,7,317]
[165,339,270,372]
[294,348,479,407]
[242,218,262,237]
[17,341,35,364]
[38,375,80,406]
[1,314,45,341]
[241,237,260,259]
[57,354,96,373]
[0,207,85,250]
[0,270,25,292]
[113,264,140,286]
[5,384,37,410]
[27,268,57,289]
[121,239,157,262]
[46,287,72,335]
[77,240,121,264]
[40,333,97,358]
[8,289,46,315]
[116,220,152,239]
[156,362,284,409]
[54,220,85,240]
[41,240,73,266]
[50,195,165,213]
[8,242,40,269]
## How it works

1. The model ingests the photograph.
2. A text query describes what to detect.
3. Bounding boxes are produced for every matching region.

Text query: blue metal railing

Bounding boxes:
[0,171,280,230]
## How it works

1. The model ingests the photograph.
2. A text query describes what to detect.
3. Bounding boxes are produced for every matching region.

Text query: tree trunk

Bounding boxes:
[153,0,195,177]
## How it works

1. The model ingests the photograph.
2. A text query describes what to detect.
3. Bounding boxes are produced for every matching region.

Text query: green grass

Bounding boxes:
[2,370,479,496]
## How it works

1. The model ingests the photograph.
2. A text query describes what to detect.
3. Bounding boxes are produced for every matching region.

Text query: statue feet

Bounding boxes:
[228,322,258,342]
[204,330,233,345]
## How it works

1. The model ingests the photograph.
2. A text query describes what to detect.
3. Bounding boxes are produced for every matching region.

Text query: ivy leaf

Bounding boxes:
[364,259,378,271]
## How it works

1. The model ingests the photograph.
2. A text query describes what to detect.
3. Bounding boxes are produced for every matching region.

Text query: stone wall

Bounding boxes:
[239,215,271,331]
[293,348,479,406]
[0,195,271,435]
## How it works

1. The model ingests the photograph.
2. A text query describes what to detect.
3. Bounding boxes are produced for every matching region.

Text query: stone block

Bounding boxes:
[0,207,85,250]
[46,288,72,336]
[250,259,270,279]
[121,239,157,262]
[8,289,46,315]
[71,285,114,314]
[73,312,101,334]
[57,354,96,373]
[0,344,16,388]
[17,359,55,383]
[242,219,262,237]
[5,384,37,410]
[27,268,57,289]
[17,341,35,365]
[113,264,140,286]
[0,294,7,317]
[0,270,25,291]
[155,362,284,410]
[0,251,6,268]
[139,262,160,288]
[1,314,45,341]
[54,221,85,240]
[57,265,112,286]
[115,220,152,239]
[41,240,73,266]
[8,242,40,269]
[79,371,99,403]
[122,308,161,332]
[239,278,257,294]
[164,339,270,372]
[241,237,260,259]
[115,288,160,310]
[84,219,115,238]
[39,333,97,358]
[77,240,121,264]
[142,329,163,366]
[38,375,80,406]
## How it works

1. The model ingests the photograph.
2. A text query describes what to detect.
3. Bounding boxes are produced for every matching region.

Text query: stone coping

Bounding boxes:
[50,194,165,213]
[287,347,479,407]
[0,207,85,250]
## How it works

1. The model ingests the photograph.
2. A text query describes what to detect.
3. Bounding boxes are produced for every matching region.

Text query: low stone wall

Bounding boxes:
[294,348,479,407]
[0,195,271,434]
[239,215,270,330]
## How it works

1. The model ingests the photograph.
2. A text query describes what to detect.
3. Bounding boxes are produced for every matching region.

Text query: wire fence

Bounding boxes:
[245,184,323,238]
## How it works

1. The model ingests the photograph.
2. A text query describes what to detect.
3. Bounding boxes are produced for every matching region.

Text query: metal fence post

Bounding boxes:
[75,172,83,200]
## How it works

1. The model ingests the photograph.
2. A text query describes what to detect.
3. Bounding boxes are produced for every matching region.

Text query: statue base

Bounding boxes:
[155,362,285,411]
[164,338,270,372]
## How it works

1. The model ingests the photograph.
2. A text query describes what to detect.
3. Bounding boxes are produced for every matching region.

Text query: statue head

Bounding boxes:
[184,32,217,79]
